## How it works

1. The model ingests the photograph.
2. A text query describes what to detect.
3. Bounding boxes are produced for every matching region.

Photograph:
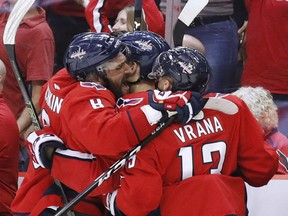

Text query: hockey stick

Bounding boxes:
[55,96,238,215]
[55,114,177,216]
[173,0,209,46]
[3,1,74,215]
[133,0,143,31]
[3,0,41,130]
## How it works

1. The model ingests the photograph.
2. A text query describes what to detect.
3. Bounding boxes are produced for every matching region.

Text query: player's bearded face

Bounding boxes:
[105,53,133,99]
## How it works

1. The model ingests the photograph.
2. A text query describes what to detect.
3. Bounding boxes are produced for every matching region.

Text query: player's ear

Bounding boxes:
[157,77,173,91]
[129,61,137,71]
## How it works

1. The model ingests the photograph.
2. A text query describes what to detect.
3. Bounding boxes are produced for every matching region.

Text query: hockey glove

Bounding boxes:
[104,190,125,216]
[176,91,204,123]
[145,90,204,124]
[27,131,66,169]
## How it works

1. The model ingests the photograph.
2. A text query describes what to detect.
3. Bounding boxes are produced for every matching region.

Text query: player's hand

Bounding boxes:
[147,90,204,123]
[175,91,204,123]
[26,131,66,169]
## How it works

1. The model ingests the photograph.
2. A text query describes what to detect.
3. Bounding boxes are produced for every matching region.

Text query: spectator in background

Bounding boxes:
[240,0,288,137]
[0,0,54,171]
[176,0,240,93]
[232,0,248,86]
[85,0,165,37]
[233,86,288,174]
[41,0,90,73]
[0,60,19,216]
[232,0,248,29]
[112,5,147,32]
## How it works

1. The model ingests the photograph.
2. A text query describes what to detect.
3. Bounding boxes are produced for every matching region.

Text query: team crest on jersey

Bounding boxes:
[70,47,86,59]
[116,97,143,108]
[80,82,106,90]
[135,40,153,51]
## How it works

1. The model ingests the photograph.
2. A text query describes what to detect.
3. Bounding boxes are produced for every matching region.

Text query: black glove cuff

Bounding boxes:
[114,201,126,216]
[39,141,66,169]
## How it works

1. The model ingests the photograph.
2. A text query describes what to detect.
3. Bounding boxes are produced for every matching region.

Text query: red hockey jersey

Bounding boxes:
[114,94,279,215]
[11,69,157,215]
[49,91,151,195]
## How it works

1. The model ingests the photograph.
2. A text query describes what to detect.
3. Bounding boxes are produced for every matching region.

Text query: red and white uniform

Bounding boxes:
[266,128,288,174]
[49,91,151,194]
[241,0,288,94]
[85,0,165,37]
[113,94,278,215]
[11,69,157,215]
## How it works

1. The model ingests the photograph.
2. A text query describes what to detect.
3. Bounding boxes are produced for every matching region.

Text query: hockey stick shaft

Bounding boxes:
[133,0,143,31]
[178,0,209,27]
[55,115,177,216]
[3,0,41,130]
[5,45,41,130]
[3,1,74,215]
[173,0,209,46]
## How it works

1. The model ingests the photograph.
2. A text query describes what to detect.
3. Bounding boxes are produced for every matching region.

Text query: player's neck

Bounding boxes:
[130,82,155,93]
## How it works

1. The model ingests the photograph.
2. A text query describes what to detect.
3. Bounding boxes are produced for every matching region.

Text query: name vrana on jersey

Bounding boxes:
[174,116,223,142]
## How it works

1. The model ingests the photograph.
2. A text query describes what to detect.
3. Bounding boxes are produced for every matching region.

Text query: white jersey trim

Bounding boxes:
[55,149,96,160]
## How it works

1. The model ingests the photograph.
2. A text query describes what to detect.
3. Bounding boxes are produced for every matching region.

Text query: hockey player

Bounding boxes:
[103,47,279,215]
[13,32,201,215]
